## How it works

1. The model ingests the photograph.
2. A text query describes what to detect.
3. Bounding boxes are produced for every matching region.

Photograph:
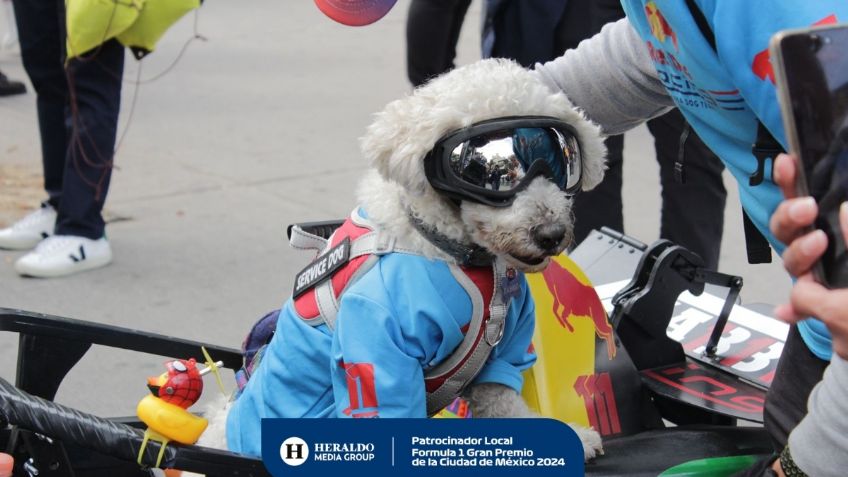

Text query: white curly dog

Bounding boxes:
[200,58,607,462]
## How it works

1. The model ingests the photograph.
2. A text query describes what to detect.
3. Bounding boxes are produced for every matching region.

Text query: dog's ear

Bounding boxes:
[575,123,607,192]
[359,97,434,195]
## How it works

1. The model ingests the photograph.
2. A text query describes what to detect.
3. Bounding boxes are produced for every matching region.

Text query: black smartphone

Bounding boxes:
[771,24,848,288]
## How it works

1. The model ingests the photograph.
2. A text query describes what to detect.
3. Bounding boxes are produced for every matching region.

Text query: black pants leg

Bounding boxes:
[572,111,726,270]
[647,109,726,270]
[12,0,67,207]
[554,0,595,54]
[572,134,624,245]
[764,325,829,452]
[406,0,472,87]
[13,0,124,240]
[734,329,828,477]
[59,40,124,239]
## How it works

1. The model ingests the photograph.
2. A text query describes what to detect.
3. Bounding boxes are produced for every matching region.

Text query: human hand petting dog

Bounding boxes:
[771,153,848,360]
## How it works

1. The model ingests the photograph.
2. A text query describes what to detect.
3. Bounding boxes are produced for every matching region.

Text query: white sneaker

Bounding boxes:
[15,235,112,278]
[0,205,57,250]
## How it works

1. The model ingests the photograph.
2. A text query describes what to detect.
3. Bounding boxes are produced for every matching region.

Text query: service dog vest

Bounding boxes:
[288,208,513,415]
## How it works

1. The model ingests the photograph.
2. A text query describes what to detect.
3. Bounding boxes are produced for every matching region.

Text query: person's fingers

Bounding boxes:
[789,280,848,325]
[774,272,818,322]
[773,153,799,198]
[774,302,803,324]
[771,197,818,243]
[790,281,848,361]
[796,272,819,284]
[788,281,827,319]
[781,229,828,277]
[834,343,848,361]
[841,202,848,244]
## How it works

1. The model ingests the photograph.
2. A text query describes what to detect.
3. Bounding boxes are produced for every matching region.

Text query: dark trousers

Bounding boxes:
[764,326,829,452]
[406,0,473,87]
[12,0,124,240]
[733,327,829,476]
[488,0,573,67]
[572,109,727,270]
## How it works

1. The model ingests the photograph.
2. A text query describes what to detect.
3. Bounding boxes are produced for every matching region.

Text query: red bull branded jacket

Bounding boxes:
[535,0,848,361]
[226,244,537,457]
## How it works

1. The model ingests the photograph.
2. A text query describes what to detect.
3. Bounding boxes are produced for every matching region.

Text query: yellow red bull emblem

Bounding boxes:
[522,254,617,428]
[540,259,616,360]
[645,1,678,51]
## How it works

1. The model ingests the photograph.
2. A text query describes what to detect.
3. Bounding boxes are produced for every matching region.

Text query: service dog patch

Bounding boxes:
[293,238,351,297]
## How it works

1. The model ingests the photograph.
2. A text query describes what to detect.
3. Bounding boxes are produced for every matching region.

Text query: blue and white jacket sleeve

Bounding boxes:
[330,291,429,418]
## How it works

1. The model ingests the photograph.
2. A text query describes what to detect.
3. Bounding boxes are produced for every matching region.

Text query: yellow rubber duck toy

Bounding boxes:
[136,352,224,467]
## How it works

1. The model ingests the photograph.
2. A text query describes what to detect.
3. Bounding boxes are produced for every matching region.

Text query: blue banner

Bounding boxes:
[261,418,583,476]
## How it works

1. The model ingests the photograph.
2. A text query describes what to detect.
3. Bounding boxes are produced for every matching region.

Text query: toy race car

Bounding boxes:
[0,227,778,476]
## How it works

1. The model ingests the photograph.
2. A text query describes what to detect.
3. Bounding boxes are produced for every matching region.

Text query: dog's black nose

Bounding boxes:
[533,224,567,251]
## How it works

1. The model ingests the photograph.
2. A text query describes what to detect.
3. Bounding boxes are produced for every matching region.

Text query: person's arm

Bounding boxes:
[770,152,848,476]
[771,153,848,359]
[785,355,848,477]
[532,18,674,135]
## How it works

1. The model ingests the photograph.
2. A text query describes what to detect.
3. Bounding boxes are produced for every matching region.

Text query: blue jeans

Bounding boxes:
[12,0,124,239]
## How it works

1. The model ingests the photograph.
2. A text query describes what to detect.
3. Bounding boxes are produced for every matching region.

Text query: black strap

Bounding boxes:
[684,0,784,186]
[743,210,772,264]
[684,0,780,264]
[750,120,783,186]
[674,121,691,184]
[684,0,715,50]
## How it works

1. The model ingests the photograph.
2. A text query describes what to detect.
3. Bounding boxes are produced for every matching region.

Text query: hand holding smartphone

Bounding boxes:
[771,23,848,288]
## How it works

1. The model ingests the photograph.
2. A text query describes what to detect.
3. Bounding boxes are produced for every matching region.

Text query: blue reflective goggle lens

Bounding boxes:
[447,126,582,195]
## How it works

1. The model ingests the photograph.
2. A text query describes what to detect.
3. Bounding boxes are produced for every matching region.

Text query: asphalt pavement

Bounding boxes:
[0,1,791,416]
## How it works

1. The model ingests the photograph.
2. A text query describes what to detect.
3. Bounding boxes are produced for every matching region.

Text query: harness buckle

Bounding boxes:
[485,319,505,347]
[373,233,396,254]
[749,145,779,186]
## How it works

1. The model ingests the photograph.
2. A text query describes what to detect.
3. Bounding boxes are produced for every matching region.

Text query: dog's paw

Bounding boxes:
[569,423,603,461]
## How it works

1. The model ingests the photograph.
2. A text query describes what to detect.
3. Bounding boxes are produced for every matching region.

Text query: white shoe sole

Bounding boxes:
[15,253,113,278]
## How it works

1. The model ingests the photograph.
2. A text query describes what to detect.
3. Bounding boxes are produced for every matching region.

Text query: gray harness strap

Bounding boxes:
[424,260,510,416]
[313,233,423,330]
[290,209,418,331]
[288,225,330,252]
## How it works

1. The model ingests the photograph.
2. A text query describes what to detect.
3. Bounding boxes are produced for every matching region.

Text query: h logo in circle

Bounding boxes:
[280,437,309,466]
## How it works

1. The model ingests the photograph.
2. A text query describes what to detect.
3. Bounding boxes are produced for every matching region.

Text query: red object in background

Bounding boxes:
[152,359,204,409]
[0,452,13,477]
[314,0,398,26]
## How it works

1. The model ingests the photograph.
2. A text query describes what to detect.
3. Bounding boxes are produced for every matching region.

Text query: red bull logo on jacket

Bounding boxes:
[540,260,616,360]
[751,14,837,84]
[645,1,678,51]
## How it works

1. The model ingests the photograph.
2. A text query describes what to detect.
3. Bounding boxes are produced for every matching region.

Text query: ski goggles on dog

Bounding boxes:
[424,117,583,206]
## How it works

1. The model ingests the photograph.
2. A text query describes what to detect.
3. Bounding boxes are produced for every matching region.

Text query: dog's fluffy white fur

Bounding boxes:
[200,59,606,461]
